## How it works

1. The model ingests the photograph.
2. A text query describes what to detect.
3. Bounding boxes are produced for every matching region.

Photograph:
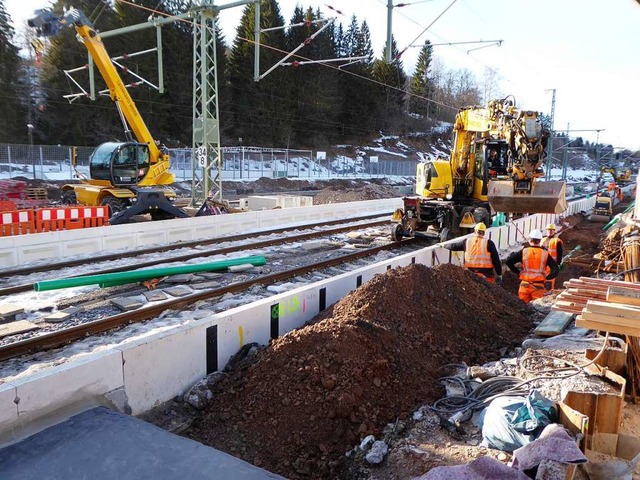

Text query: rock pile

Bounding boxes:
[187,263,531,479]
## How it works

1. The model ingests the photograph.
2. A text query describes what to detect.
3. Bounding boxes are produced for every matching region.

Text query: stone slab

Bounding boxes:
[164,286,194,297]
[0,304,24,318]
[191,281,221,290]
[111,297,145,311]
[0,320,39,339]
[164,274,195,284]
[143,290,169,302]
[228,264,256,273]
[43,311,71,323]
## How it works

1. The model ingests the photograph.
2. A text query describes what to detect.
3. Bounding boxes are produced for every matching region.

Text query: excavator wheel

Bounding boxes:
[101,196,126,218]
[61,190,77,206]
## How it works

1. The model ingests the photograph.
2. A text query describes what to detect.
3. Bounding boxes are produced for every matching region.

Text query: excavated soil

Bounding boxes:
[185,263,531,479]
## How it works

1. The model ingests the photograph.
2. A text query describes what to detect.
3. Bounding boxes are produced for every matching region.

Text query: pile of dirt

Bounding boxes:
[186,263,531,479]
[313,184,399,204]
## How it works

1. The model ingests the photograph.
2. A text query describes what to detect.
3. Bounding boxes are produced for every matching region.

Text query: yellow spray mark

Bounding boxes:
[238,325,244,349]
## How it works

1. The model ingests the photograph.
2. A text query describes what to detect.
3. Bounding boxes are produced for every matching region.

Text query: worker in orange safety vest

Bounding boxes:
[444,222,503,284]
[506,229,560,304]
[542,224,563,291]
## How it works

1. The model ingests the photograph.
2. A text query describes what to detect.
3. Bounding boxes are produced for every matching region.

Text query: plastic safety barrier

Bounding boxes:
[0,210,36,237]
[34,206,109,232]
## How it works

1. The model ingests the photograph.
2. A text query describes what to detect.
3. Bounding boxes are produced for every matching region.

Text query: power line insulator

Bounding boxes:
[292,61,300,68]
[303,19,312,27]
[304,38,311,45]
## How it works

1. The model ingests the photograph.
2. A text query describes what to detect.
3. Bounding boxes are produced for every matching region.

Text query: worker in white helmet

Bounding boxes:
[506,229,560,304]
[444,222,503,284]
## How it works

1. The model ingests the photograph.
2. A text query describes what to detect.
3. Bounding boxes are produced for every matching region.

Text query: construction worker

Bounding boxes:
[542,224,563,291]
[506,229,560,304]
[444,223,503,284]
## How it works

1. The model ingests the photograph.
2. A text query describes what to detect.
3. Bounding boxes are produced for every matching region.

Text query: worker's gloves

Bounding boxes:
[495,276,503,285]
[544,281,553,291]
[437,242,445,248]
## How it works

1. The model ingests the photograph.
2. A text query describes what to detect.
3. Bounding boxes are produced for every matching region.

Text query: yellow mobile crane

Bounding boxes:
[392,96,567,240]
[29,9,188,224]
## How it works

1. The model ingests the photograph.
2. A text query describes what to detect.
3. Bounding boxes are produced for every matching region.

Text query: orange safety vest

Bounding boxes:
[542,236,561,262]
[520,246,548,283]
[464,236,493,269]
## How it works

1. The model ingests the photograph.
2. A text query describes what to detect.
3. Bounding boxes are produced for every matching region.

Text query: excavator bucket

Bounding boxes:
[487,180,567,214]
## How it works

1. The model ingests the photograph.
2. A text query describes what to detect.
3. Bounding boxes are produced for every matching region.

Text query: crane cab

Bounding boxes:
[89,142,151,188]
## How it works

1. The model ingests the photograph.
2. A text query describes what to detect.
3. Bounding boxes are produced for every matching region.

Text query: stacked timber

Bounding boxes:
[563,279,640,399]
[552,277,609,314]
[622,234,640,283]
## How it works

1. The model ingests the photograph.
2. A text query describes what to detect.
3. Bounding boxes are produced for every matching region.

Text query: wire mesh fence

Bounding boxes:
[0,144,417,181]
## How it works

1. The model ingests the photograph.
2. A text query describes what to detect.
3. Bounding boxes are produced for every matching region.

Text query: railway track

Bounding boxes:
[0,213,393,296]
[0,237,420,362]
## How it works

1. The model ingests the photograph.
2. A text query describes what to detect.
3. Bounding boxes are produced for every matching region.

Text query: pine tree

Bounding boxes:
[226,0,287,146]
[408,40,434,118]
[336,16,377,140]
[371,36,407,132]
[0,0,27,142]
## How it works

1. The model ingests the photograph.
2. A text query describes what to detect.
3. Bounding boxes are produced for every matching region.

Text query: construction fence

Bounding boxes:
[0,144,416,182]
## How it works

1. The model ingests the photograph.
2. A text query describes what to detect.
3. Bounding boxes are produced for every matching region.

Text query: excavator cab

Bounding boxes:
[89,142,150,187]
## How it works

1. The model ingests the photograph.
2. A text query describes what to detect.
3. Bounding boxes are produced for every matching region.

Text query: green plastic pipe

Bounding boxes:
[34,256,266,292]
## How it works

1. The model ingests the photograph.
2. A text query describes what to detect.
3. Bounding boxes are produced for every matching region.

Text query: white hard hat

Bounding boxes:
[529,229,543,240]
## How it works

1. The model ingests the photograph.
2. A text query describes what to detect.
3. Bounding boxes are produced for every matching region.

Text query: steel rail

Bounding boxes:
[0,213,392,278]
[0,217,391,297]
[0,238,418,361]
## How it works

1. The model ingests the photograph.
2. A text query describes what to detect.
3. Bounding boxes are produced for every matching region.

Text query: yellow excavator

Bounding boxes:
[392,96,567,240]
[29,9,188,224]
[601,166,632,184]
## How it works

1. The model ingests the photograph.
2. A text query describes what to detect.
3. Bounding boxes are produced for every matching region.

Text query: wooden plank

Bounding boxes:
[534,310,575,337]
[576,315,640,337]
[586,300,640,319]
[0,320,39,339]
[579,277,640,289]
[582,310,640,329]
[608,286,640,307]
[567,288,607,299]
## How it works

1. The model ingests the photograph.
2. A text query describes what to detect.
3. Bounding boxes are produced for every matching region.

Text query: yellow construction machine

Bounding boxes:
[29,9,188,224]
[392,96,567,241]
[601,166,632,184]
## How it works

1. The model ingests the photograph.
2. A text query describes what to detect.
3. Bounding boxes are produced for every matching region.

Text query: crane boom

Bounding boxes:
[74,21,161,161]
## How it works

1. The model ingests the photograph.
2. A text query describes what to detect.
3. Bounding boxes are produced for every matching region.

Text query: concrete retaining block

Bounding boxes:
[0,349,124,445]
[0,383,17,431]
[120,327,206,415]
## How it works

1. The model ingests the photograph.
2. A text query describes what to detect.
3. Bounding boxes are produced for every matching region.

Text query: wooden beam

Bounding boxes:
[586,300,640,319]
[577,314,640,337]
[608,285,640,307]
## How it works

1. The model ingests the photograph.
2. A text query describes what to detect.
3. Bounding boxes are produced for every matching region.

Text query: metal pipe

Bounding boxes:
[34,256,266,292]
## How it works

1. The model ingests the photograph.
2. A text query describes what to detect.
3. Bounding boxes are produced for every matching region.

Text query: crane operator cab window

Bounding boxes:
[486,147,507,177]
[89,142,151,186]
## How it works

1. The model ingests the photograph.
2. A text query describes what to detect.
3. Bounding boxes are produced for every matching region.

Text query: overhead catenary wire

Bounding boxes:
[114,0,458,113]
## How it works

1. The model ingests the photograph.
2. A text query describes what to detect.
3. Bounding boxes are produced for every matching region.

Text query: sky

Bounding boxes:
[8,0,640,151]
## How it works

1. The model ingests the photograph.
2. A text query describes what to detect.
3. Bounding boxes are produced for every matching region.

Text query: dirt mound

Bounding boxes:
[313,184,399,204]
[186,263,531,479]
